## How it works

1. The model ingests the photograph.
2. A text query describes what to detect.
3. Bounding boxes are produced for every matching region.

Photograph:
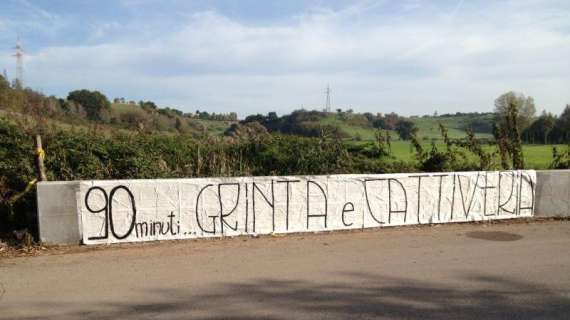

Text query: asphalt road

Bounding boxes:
[1,220,569,319]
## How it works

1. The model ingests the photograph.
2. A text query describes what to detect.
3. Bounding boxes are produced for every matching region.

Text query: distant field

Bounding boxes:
[189,118,231,136]
[388,140,561,169]
[317,113,565,169]
[522,144,562,169]
[411,115,494,140]
[112,103,230,135]
[319,116,377,140]
[318,113,493,142]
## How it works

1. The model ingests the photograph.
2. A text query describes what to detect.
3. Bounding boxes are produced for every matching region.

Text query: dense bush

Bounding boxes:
[551,146,570,169]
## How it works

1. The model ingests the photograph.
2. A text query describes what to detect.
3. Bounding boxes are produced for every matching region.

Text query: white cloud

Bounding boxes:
[15,0,570,116]
[0,0,66,42]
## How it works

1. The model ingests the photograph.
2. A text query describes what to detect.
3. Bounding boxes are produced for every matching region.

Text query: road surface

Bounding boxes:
[1,220,569,319]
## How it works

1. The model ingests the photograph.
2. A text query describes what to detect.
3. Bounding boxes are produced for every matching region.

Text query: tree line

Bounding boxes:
[3,73,569,144]
[0,75,237,135]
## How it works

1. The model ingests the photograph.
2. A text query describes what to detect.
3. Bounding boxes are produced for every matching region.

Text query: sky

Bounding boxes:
[0,0,569,117]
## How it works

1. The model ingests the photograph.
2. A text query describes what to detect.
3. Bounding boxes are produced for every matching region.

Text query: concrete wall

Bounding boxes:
[535,170,570,217]
[37,181,81,245]
[37,170,537,245]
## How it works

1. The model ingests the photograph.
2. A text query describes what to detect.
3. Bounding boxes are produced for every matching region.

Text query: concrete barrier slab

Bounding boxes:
[535,170,570,217]
[37,181,81,245]
[37,171,538,245]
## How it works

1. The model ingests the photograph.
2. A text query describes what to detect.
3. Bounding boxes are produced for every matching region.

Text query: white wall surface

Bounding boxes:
[66,170,535,245]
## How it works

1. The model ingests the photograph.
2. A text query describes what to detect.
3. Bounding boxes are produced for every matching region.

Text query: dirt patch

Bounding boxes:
[466,231,523,241]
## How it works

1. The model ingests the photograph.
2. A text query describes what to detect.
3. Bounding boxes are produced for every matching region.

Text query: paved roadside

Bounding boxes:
[1,220,569,319]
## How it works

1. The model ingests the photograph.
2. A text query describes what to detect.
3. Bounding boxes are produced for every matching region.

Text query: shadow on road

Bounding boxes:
[8,272,570,319]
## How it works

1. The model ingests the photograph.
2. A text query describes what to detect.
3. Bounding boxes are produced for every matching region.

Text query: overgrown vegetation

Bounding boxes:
[0,117,417,238]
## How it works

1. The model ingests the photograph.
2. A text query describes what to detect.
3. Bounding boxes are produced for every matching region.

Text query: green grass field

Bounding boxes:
[387,140,562,169]
[319,116,377,140]
[521,144,563,169]
[308,113,560,169]
[411,115,494,139]
[318,113,493,141]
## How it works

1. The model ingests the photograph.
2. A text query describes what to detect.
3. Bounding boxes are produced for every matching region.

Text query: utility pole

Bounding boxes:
[13,37,24,88]
[325,85,331,113]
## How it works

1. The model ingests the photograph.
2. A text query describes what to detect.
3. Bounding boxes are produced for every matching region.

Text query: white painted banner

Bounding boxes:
[79,170,536,244]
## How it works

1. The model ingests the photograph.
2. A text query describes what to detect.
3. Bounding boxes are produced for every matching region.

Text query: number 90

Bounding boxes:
[84,185,137,241]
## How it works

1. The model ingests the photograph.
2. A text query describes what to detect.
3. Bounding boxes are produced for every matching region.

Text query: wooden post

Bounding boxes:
[35,134,47,181]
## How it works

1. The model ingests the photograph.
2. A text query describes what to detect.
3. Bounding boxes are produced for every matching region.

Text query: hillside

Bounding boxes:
[411,114,494,140]
[1,74,497,141]
[0,76,235,137]
[110,103,231,136]
[246,110,494,142]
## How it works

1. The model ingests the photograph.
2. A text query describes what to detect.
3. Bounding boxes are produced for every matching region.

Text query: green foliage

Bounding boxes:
[0,74,10,92]
[493,97,525,169]
[494,91,536,133]
[412,114,494,140]
[409,124,488,172]
[554,105,570,142]
[523,111,556,144]
[551,146,570,169]
[462,129,494,170]
[0,120,36,232]
[374,130,390,157]
[224,122,269,140]
[67,89,111,122]
[396,119,418,140]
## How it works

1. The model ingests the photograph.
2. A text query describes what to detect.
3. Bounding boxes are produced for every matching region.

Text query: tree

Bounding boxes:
[384,112,400,130]
[0,74,10,109]
[522,111,556,144]
[493,94,525,169]
[267,112,278,121]
[175,117,183,132]
[67,90,111,121]
[372,117,386,129]
[553,105,570,143]
[494,91,536,132]
[363,112,374,123]
[0,74,9,91]
[198,111,210,120]
[139,100,158,111]
[243,114,267,123]
[395,119,418,140]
